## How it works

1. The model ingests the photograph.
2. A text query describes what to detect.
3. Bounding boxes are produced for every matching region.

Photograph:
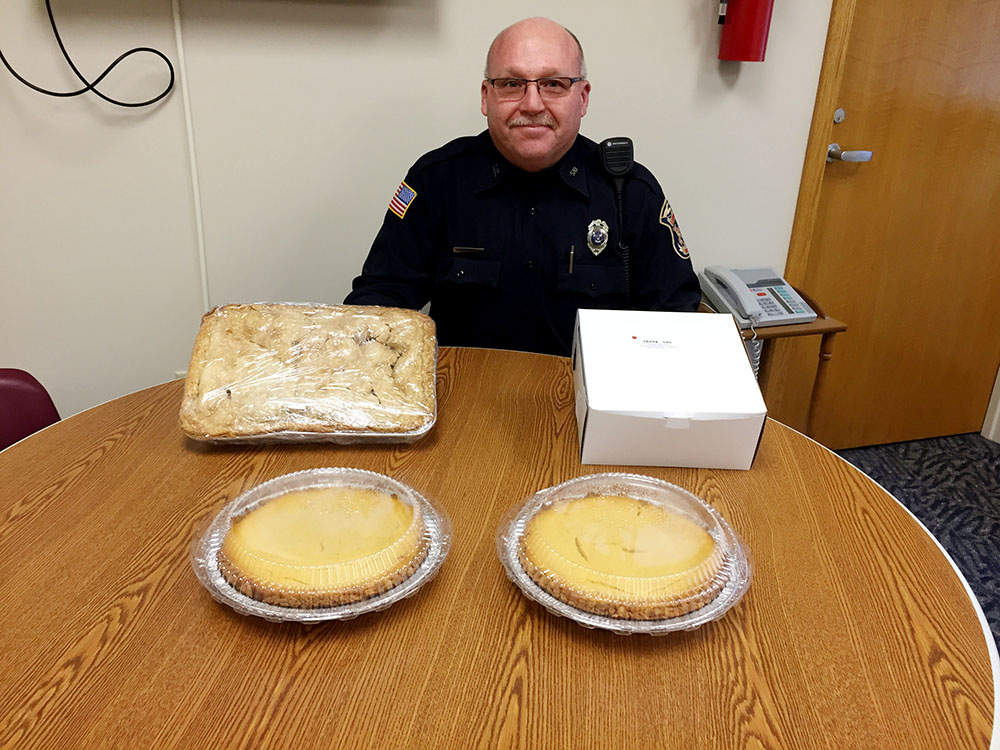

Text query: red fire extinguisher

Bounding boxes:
[718,0,775,62]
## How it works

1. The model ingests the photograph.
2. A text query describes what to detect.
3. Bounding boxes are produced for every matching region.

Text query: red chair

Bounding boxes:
[0,369,61,451]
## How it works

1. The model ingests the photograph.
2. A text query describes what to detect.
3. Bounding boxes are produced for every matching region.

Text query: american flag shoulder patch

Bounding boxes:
[388,180,417,218]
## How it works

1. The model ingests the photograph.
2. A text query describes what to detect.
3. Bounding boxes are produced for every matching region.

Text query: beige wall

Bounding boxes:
[2,0,834,417]
[0,0,204,418]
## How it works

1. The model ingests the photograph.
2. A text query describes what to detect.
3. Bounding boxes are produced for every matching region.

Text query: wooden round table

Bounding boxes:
[0,347,994,748]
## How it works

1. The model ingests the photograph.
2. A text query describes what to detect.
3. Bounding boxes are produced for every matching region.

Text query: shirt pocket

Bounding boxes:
[435,256,502,289]
[556,262,627,299]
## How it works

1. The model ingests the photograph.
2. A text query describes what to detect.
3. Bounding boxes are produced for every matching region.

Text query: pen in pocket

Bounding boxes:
[569,245,575,274]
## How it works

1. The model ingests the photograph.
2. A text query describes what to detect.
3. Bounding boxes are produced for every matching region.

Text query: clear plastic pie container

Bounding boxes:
[191,467,452,623]
[496,473,751,635]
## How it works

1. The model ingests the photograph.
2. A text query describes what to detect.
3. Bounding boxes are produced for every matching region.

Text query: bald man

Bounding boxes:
[345,18,700,356]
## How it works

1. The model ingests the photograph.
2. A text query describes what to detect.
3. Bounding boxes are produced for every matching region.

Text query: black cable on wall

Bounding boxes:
[0,0,174,107]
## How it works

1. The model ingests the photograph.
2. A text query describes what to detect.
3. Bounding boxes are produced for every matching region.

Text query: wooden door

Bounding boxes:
[767,0,1000,449]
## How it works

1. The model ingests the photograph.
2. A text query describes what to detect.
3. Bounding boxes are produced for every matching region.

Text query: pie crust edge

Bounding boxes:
[516,498,731,621]
[216,496,430,609]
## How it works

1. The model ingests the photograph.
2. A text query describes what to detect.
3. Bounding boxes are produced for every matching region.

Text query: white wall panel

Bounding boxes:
[2,0,833,416]
[0,0,203,417]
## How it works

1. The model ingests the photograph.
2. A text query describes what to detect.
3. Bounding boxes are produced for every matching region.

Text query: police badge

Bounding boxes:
[587,219,610,256]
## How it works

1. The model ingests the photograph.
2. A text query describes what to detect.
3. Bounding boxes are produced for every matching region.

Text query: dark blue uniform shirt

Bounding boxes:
[345,131,701,356]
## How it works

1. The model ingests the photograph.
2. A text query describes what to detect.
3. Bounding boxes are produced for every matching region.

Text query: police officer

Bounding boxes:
[345,17,701,356]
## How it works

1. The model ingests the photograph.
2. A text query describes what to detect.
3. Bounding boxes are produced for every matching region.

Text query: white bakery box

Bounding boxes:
[572,309,767,470]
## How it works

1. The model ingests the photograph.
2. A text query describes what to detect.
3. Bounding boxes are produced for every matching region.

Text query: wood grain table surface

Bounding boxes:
[0,347,994,749]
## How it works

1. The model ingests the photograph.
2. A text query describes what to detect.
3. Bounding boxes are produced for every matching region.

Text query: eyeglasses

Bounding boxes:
[485,77,585,100]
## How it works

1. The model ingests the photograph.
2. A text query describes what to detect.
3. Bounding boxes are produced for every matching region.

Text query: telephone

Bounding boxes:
[699,266,817,329]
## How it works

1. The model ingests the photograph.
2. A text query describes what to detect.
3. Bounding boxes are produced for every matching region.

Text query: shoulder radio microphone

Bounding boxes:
[599,137,634,178]
[599,137,635,304]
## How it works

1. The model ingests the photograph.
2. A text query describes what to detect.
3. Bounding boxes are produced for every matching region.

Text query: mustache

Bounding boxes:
[507,115,556,128]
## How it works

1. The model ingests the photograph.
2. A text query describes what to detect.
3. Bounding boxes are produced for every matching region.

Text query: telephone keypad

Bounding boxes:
[752,286,786,317]
[751,285,812,317]
[774,287,805,314]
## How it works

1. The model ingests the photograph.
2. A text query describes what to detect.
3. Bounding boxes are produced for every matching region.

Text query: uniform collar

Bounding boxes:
[474,130,590,198]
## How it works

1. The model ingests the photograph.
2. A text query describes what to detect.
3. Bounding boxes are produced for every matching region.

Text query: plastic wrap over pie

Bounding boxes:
[517,492,728,620]
[218,482,429,608]
[496,473,751,633]
[180,304,437,441]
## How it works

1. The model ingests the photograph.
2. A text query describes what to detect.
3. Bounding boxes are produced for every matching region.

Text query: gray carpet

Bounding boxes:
[837,433,1000,644]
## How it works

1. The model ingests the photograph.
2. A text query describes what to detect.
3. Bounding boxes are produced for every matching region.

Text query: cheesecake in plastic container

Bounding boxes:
[496,473,751,635]
[192,468,451,623]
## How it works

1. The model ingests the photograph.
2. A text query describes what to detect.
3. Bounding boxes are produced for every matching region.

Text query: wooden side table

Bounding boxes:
[701,288,847,435]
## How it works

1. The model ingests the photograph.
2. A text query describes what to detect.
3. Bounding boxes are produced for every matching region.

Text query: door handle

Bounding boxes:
[827,143,873,162]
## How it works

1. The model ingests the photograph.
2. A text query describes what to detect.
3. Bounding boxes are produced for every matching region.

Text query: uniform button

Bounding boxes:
[527,260,535,269]
[590,282,599,291]
[530,207,535,216]
[456,269,465,278]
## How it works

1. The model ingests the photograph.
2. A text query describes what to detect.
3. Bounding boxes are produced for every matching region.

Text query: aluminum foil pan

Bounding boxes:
[496,473,751,635]
[192,467,451,623]
[184,417,436,446]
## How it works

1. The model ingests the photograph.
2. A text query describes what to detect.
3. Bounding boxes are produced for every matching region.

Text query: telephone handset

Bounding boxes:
[699,265,817,329]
